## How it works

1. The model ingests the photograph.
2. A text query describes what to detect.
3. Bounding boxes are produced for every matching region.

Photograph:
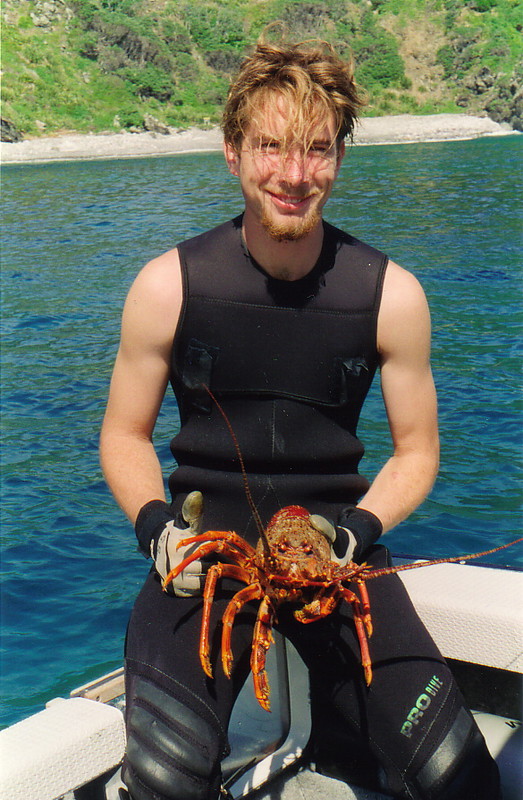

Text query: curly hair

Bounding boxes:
[222,38,365,152]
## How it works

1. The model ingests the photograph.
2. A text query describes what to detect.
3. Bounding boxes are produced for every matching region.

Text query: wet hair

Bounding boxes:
[222,37,365,153]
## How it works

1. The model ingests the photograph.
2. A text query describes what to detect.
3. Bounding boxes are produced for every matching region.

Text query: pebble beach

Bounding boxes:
[1,114,515,165]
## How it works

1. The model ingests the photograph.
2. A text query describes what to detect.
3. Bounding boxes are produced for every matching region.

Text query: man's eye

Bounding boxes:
[310,144,330,156]
[260,141,279,154]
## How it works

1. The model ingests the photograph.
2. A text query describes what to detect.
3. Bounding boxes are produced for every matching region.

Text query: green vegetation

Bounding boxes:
[2,0,522,138]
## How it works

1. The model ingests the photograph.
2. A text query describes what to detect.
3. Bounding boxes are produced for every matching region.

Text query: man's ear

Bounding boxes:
[223,141,240,176]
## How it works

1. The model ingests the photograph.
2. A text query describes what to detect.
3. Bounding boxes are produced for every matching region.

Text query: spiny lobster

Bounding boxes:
[163,389,522,711]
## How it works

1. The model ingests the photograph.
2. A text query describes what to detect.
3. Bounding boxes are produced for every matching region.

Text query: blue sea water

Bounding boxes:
[1,135,522,727]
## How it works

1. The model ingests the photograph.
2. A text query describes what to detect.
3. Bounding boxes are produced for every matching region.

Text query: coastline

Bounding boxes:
[1,114,516,165]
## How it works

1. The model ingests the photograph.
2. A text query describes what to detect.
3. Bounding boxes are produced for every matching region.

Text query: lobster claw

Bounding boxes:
[309,514,336,544]
[181,490,204,534]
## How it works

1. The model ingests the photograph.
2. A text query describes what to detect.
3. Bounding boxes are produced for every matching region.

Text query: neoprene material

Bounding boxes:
[413,714,501,799]
[337,506,383,560]
[134,500,174,557]
[166,216,388,546]
[123,676,223,800]
[172,216,387,411]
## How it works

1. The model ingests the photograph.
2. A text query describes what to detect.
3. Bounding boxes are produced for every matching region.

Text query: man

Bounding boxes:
[100,38,500,800]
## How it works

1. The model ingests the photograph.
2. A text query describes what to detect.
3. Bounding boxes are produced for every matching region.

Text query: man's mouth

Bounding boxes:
[268,192,314,210]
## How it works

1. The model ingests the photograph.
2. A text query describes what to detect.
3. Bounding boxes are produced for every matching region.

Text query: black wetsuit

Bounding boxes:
[122,217,500,800]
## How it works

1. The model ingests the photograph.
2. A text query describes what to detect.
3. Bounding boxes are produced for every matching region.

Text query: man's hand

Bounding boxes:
[135,491,207,597]
[310,507,383,565]
[152,491,206,597]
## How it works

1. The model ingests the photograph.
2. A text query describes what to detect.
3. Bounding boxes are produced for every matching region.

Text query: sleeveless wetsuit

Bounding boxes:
[122,218,500,800]
[167,214,387,541]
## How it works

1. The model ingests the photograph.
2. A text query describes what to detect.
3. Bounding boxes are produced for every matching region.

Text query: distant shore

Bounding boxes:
[1,114,516,165]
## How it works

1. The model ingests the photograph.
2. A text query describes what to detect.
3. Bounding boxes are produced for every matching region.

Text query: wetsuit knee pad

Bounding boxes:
[122,676,224,800]
[413,708,501,800]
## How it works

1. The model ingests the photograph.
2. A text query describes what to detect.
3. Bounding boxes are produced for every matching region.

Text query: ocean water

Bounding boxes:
[1,135,522,727]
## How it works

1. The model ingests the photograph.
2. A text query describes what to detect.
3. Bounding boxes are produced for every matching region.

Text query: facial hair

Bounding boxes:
[260,204,322,242]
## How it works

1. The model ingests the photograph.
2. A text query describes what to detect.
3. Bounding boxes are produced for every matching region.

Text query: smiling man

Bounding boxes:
[225,101,343,250]
[100,38,500,800]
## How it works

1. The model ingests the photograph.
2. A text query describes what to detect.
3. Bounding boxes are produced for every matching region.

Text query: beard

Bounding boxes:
[260,204,322,242]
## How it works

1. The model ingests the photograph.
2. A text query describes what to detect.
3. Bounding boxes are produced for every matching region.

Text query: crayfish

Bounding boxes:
[162,389,523,711]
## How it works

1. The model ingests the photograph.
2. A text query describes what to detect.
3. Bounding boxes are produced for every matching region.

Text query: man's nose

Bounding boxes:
[279,151,307,184]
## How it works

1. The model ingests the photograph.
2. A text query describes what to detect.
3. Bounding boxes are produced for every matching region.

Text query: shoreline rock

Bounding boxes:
[1,118,23,144]
[1,114,516,165]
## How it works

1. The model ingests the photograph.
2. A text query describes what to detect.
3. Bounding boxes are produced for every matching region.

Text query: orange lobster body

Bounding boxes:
[162,504,522,711]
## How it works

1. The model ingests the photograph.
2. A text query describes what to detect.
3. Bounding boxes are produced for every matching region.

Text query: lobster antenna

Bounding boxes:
[202,384,269,549]
[378,537,523,575]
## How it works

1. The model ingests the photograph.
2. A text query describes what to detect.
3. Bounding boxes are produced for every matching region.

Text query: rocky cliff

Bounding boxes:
[2,0,522,140]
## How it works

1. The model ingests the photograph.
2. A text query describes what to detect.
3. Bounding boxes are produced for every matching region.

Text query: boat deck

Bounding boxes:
[249,767,386,799]
[95,764,388,800]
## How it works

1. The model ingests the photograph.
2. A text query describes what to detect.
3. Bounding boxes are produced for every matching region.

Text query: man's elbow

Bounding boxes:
[98,416,130,475]
[397,436,439,495]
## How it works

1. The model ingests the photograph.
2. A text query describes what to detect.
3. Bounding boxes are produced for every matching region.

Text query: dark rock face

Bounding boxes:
[1,118,23,142]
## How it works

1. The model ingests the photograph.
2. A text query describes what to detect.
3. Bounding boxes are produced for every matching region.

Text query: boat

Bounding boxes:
[1,555,521,800]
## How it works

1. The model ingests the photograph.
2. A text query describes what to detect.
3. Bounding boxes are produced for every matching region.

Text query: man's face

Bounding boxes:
[224,96,345,242]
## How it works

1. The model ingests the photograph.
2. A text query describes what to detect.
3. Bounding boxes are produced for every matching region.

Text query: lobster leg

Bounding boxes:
[177,531,258,559]
[162,536,255,590]
[355,579,373,637]
[221,583,264,678]
[250,595,276,712]
[198,563,252,678]
[340,586,373,687]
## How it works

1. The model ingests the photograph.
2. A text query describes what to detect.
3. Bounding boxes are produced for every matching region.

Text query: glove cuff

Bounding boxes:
[337,507,383,561]
[135,499,174,558]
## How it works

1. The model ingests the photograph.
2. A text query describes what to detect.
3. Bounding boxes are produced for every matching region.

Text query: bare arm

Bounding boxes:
[99,249,183,524]
[357,261,439,532]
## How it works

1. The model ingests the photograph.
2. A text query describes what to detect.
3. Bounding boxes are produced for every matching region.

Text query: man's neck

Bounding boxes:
[242,213,324,281]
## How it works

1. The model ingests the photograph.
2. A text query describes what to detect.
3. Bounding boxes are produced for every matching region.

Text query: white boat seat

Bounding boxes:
[0,697,125,800]
[396,559,522,671]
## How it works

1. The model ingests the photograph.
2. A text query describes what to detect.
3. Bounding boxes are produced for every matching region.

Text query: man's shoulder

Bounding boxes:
[384,259,426,296]
[128,247,183,315]
[379,259,429,327]
[142,246,181,281]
